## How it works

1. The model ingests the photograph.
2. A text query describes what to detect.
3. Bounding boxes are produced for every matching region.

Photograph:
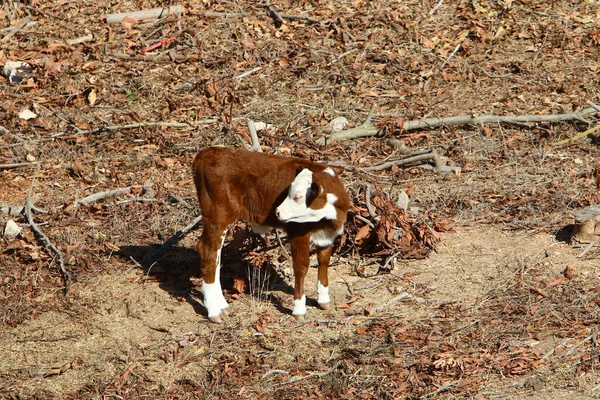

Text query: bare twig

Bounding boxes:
[362,149,460,174]
[1,17,30,42]
[76,185,139,206]
[421,381,458,399]
[275,362,341,386]
[0,162,37,170]
[234,67,262,80]
[247,120,263,152]
[66,33,94,46]
[365,184,379,221]
[368,292,413,313]
[24,163,72,291]
[429,0,444,15]
[1,203,48,215]
[141,215,203,265]
[563,333,597,357]
[106,5,183,24]
[52,119,221,139]
[36,103,84,134]
[261,369,290,380]
[552,123,600,147]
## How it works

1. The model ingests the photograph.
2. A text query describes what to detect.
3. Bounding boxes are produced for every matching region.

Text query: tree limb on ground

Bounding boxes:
[317,106,599,145]
[105,5,183,24]
[24,164,72,291]
[362,149,460,174]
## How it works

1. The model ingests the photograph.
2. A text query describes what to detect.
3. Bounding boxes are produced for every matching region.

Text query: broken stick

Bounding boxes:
[24,164,72,291]
[318,107,599,145]
[106,5,183,24]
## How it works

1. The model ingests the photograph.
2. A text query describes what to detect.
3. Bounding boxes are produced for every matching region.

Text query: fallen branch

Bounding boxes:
[362,149,460,174]
[141,215,203,265]
[319,107,599,145]
[1,203,48,215]
[367,292,413,314]
[0,162,37,170]
[364,184,379,221]
[1,16,30,42]
[66,33,94,46]
[275,362,341,386]
[51,119,221,139]
[24,164,72,291]
[421,380,458,399]
[106,5,183,24]
[76,185,139,206]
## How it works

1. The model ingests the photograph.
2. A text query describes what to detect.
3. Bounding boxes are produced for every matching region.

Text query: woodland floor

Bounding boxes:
[2,1,600,399]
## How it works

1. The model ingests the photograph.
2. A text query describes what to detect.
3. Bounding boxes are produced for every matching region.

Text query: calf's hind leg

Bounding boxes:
[196,218,230,323]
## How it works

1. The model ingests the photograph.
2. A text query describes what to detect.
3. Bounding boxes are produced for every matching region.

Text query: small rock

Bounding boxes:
[329,116,349,133]
[253,121,271,132]
[4,219,22,239]
[396,190,410,211]
[3,61,33,84]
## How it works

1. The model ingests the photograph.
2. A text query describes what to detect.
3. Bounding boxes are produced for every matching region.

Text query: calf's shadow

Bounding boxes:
[117,238,296,319]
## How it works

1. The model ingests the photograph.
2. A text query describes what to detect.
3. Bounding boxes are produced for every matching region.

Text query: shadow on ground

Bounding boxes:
[116,237,295,319]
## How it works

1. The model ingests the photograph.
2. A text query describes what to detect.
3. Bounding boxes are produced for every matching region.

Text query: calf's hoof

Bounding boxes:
[208,314,224,324]
[293,314,305,321]
[318,302,331,310]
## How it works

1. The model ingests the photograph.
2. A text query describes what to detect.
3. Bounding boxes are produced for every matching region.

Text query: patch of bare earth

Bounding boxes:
[3,0,600,398]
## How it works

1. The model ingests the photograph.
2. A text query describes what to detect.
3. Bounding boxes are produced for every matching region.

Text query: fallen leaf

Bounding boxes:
[88,89,97,105]
[546,276,568,288]
[563,265,574,279]
[18,108,37,120]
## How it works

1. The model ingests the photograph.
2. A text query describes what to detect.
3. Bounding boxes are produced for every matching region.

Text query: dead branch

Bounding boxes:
[261,369,290,380]
[51,119,221,139]
[275,362,341,386]
[66,33,94,46]
[368,292,413,313]
[141,215,203,265]
[234,67,262,80]
[362,149,460,174]
[1,16,30,42]
[106,5,183,24]
[421,381,458,399]
[316,104,377,145]
[24,164,72,291]
[364,184,379,221]
[319,107,600,145]
[0,162,37,170]
[1,203,48,215]
[76,186,139,206]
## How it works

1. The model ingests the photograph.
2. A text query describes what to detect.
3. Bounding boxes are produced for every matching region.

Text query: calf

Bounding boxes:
[192,147,350,323]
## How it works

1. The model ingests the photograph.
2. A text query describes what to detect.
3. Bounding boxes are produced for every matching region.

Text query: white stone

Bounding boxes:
[4,219,22,239]
[330,116,349,133]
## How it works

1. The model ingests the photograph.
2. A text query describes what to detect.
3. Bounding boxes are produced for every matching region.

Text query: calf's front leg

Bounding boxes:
[316,245,333,309]
[289,235,310,319]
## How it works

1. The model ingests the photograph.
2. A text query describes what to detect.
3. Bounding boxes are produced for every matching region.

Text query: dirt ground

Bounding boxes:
[2,0,600,399]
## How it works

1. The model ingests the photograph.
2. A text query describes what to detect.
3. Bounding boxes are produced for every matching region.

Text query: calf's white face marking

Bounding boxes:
[276,169,338,223]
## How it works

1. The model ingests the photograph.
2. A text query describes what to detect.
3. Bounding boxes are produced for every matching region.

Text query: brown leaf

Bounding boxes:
[563,265,574,279]
[232,275,246,294]
[354,224,371,244]
[546,276,568,288]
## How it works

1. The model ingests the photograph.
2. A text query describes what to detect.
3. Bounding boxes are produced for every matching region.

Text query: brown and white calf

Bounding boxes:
[192,147,350,323]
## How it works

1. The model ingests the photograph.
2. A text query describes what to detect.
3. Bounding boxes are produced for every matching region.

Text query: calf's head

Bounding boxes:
[275,168,339,223]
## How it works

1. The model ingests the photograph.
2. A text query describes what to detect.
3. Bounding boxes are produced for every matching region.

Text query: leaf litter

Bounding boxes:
[1,0,600,398]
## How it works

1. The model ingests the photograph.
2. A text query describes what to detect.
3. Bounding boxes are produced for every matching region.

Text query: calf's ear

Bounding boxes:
[305,182,321,206]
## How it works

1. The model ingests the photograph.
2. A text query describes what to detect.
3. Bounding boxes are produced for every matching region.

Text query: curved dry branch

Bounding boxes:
[319,107,599,145]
